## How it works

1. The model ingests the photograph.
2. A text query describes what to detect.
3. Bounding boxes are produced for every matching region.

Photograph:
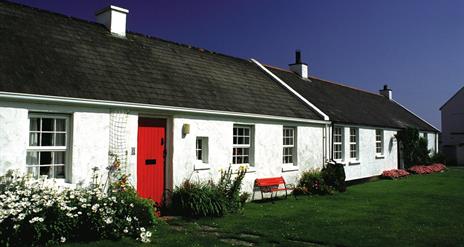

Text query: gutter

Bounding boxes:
[0,91,330,125]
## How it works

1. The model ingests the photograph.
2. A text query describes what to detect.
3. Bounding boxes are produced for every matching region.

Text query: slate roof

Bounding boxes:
[267,66,438,132]
[0,1,323,121]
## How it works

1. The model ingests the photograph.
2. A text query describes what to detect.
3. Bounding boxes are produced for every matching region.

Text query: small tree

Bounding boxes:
[395,127,430,168]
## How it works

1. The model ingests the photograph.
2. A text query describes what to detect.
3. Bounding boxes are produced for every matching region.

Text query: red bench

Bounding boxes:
[254,176,295,200]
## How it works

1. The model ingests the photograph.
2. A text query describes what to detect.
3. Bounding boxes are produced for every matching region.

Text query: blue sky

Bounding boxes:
[11,0,464,129]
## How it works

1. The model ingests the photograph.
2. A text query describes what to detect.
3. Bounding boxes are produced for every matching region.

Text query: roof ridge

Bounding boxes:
[1,0,251,65]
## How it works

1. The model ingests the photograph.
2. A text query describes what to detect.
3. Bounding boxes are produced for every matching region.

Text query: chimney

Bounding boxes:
[96,5,129,37]
[289,50,309,79]
[379,84,392,100]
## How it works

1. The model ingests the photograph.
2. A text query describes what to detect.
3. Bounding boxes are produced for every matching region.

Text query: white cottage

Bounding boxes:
[0,2,438,204]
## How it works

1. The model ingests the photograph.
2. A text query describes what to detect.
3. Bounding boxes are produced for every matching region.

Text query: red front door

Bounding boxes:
[137,118,166,205]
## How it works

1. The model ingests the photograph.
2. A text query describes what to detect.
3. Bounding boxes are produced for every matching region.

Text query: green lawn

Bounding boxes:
[66,168,464,247]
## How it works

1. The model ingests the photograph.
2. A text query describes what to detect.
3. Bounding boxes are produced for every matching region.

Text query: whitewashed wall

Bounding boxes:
[0,101,110,185]
[171,116,325,199]
[335,126,398,181]
[0,106,28,174]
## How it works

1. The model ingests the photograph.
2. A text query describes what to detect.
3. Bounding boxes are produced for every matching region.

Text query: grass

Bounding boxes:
[65,168,464,247]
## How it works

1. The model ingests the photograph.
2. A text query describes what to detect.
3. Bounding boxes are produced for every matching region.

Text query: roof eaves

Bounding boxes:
[392,99,440,132]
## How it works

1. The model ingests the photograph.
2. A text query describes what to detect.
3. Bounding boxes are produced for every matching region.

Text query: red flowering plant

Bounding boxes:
[408,163,446,175]
[381,169,410,179]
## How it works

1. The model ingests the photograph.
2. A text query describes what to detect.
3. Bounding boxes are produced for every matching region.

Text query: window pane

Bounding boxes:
[27,151,39,165]
[238,137,244,144]
[29,133,40,146]
[42,118,54,131]
[56,119,66,131]
[244,136,250,145]
[40,151,52,165]
[30,118,40,131]
[41,133,53,146]
[40,166,51,177]
[55,133,66,146]
[54,152,66,164]
[54,165,65,178]
[244,128,249,136]
[238,128,243,136]
[27,166,39,178]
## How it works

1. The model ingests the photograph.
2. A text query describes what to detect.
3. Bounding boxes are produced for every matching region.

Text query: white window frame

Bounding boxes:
[195,136,209,169]
[282,127,296,165]
[375,129,384,156]
[232,125,254,166]
[26,113,71,181]
[333,126,344,161]
[349,127,359,160]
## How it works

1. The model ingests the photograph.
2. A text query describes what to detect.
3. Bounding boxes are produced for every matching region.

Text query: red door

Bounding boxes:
[137,118,166,205]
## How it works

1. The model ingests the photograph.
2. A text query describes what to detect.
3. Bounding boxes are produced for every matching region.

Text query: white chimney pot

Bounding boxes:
[96,5,129,37]
[379,84,393,100]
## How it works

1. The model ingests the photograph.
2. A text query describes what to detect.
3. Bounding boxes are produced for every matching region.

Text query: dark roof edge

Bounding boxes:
[0,91,330,124]
[439,86,464,110]
[391,99,440,132]
[332,120,436,132]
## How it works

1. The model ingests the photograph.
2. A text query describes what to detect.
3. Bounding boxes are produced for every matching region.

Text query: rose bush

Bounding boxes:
[0,169,157,246]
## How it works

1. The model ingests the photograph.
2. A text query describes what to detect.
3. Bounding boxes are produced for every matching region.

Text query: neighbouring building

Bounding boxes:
[0,1,439,205]
[440,86,464,165]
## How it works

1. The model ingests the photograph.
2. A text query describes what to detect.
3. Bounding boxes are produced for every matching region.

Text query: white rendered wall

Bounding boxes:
[335,126,398,181]
[71,112,110,185]
[0,101,111,185]
[0,106,29,174]
[171,116,325,199]
[441,88,464,146]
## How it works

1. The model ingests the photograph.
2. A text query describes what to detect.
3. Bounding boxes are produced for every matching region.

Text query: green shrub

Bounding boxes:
[395,127,431,168]
[321,162,346,192]
[171,180,226,218]
[297,169,332,195]
[429,152,446,165]
[171,165,248,218]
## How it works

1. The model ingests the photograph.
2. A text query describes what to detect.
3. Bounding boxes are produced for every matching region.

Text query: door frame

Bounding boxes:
[136,114,173,206]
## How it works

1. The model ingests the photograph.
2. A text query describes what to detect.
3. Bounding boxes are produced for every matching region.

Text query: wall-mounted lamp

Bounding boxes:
[182,123,190,137]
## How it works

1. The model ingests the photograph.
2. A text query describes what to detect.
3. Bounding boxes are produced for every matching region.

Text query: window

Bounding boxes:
[349,128,358,159]
[333,127,343,160]
[375,129,383,155]
[283,127,296,165]
[195,137,208,163]
[232,125,253,165]
[27,114,70,179]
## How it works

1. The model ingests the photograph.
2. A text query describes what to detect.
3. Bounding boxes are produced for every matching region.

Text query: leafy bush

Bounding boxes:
[430,152,446,165]
[321,162,346,192]
[297,169,332,195]
[171,165,248,218]
[171,180,226,218]
[381,169,410,179]
[395,127,431,168]
[0,170,157,247]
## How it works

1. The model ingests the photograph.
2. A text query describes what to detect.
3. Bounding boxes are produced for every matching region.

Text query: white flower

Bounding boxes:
[60,237,66,243]
[126,216,132,222]
[104,217,113,224]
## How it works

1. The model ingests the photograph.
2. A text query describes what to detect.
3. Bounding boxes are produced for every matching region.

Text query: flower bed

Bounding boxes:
[0,170,157,246]
[408,163,447,175]
[381,169,410,179]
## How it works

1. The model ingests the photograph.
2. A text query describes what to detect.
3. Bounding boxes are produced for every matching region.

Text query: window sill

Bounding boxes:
[231,164,256,173]
[375,155,385,159]
[194,163,210,171]
[282,165,299,172]
[348,160,361,166]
